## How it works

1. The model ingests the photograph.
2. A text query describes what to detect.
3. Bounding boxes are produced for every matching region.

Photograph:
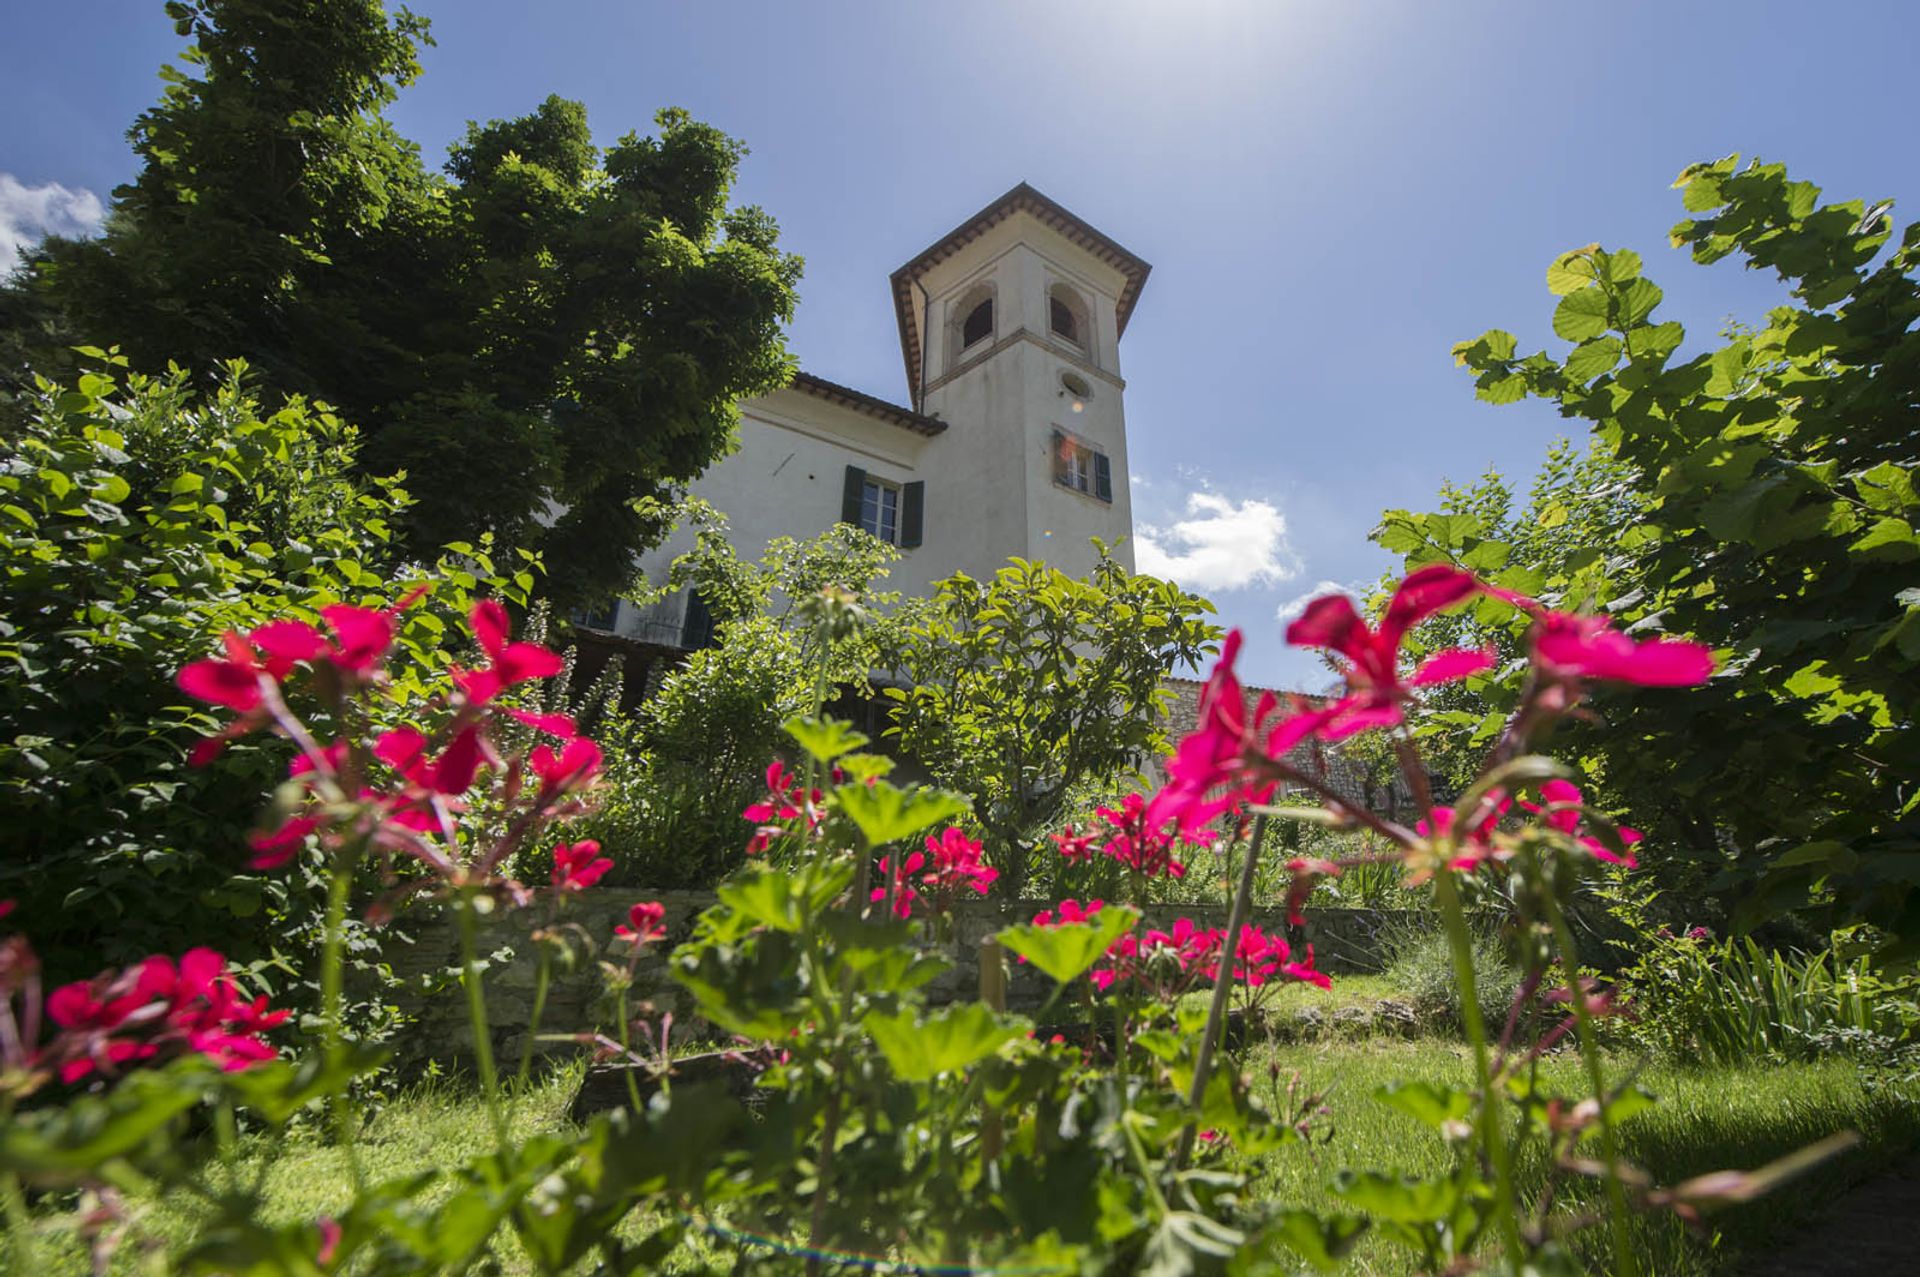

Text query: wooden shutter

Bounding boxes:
[901,480,925,548]
[1094,451,1113,503]
[841,465,866,527]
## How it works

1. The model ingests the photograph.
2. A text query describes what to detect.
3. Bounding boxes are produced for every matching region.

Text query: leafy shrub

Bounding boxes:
[887,547,1221,896]
[568,514,904,888]
[1381,918,1523,1033]
[1621,931,1915,1066]
[0,357,532,994]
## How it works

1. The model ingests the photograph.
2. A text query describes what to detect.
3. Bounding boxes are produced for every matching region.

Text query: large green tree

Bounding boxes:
[8,0,801,604]
[1380,156,1920,952]
[885,548,1221,897]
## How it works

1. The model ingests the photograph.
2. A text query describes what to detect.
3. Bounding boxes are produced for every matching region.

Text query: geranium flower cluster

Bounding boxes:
[1052,792,1215,880]
[1,922,288,1094]
[1149,565,1713,852]
[742,760,824,855]
[873,826,999,919]
[1026,902,1328,996]
[176,594,605,900]
[1414,779,1642,881]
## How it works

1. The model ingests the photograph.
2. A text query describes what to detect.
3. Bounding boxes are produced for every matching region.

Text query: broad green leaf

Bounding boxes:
[1562,336,1622,382]
[1596,247,1642,284]
[1545,246,1599,295]
[1770,839,1857,872]
[995,904,1140,986]
[864,1003,1024,1080]
[1331,1171,1460,1223]
[1552,288,1611,342]
[1373,1080,1473,1131]
[835,778,969,847]
[715,861,853,932]
[1850,517,1917,559]
[782,714,869,763]
[1232,1209,1369,1274]
[1615,277,1664,326]
[1476,372,1528,405]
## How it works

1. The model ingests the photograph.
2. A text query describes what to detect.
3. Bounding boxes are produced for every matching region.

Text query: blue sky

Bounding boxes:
[4,1,1915,687]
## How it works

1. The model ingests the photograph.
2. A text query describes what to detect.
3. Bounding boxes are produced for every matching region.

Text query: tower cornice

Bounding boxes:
[888,182,1151,407]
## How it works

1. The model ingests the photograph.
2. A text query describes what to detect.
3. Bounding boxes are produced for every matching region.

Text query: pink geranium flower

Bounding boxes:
[741,760,821,854]
[454,601,565,706]
[552,840,613,892]
[1284,565,1495,740]
[530,736,603,801]
[1530,612,1714,688]
[1519,779,1642,867]
[615,901,667,945]
[874,826,998,918]
[1147,630,1328,837]
[41,947,287,1083]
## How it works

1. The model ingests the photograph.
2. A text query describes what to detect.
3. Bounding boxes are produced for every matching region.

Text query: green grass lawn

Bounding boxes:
[1237,1036,1920,1275]
[19,1022,1916,1274]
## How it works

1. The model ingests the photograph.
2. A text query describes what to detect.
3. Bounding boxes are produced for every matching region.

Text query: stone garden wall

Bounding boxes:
[383,889,1424,1064]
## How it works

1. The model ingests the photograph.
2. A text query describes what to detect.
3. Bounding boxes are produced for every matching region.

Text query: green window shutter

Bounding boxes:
[1050,430,1068,485]
[841,465,866,527]
[1094,451,1113,503]
[901,480,925,548]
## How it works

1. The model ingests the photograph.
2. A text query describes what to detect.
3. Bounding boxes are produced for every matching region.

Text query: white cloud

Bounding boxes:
[0,174,105,277]
[1134,490,1297,593]
[1275,578,1371,624]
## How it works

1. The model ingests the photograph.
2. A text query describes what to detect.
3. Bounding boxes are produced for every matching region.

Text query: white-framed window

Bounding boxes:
[1051,430,1113,504]
[860,476,901,544]
[1062,445,1090,494]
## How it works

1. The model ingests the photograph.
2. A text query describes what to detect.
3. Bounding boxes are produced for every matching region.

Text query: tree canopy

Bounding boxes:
[6,0,802,605]
[1380,156,1920,953]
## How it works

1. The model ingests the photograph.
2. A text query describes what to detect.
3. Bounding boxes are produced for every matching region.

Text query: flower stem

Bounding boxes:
[455,894,510,1152]
[516,942,553,1087]
[1432,865,1528,1267]
[318,851,363,1190]
[613,986,645,1113]
[1174,814,1265,1170]
[1542,887,1638,1277]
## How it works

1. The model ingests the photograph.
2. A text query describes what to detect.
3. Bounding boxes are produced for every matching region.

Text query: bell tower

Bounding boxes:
[888,183,1150,579]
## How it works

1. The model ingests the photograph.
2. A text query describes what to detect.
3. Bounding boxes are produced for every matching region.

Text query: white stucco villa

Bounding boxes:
[586,182,1151,649]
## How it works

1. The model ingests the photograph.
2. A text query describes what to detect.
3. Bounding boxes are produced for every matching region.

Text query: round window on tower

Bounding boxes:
[1059,371,1092,413]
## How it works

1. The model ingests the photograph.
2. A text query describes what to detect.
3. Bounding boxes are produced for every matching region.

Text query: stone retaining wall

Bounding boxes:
[382,888,1423,1063]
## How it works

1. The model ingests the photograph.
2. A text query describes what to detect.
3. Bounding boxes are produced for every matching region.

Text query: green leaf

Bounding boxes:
[715,861,853,932]
[1770,839,1858,873]
[995,904,1140,986]
[864,1003,1025,1080]
[1552,288,1612,341]
[1373,1080,1473,1131]
[1476,372,1528,405]
[1233,1209,1369,1274]
[1596,248,1643,285]
[1331,1170,1461,1223]
[782,714,869,763]
[1562,336,1623,382]
[1545,245,1600,295]
[1850,517,1917,559]
[1616,277,1664,326]
[835,778,969,847]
